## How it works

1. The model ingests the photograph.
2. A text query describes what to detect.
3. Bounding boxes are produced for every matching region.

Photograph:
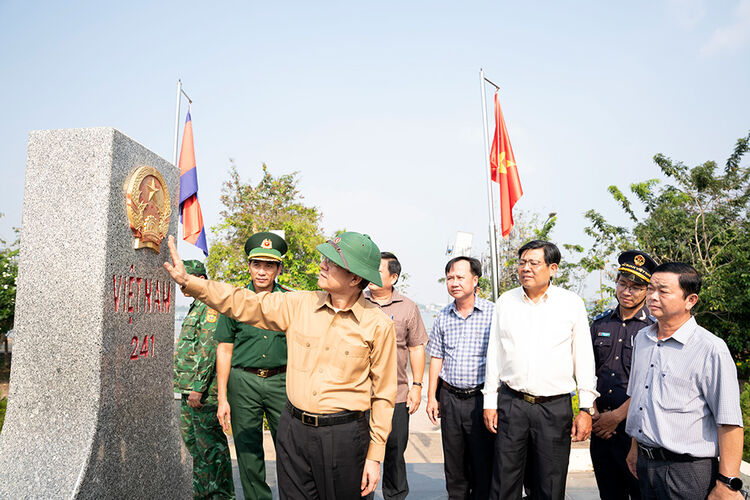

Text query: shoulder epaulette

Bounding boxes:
[593,308,613,322]
[278,283,295,292]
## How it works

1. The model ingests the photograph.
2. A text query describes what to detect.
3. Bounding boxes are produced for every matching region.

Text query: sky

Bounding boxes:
[1,1,749,306]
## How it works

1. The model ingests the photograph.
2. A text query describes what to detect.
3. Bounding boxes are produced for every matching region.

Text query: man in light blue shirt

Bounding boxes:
[426,256,495,500]
[625,262,744,499]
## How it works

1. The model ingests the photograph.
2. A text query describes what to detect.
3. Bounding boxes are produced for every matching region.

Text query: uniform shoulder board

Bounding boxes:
[278,283,295,292]
[593,309,613,321]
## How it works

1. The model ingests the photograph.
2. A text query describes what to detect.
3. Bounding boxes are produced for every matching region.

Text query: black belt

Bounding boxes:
[503,384,568,404]
[235,365,286,378]
[442,380,483,399]
[285,402,364,428]
[637,444,703,462]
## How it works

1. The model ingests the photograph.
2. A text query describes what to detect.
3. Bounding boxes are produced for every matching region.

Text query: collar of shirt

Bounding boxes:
[449,295,490,317]
[520,283,555,304]
[644,316,697,345]
[363,288,404,307]
[611,304,649,322]
[246,281,283,293]
[314,291,365,322]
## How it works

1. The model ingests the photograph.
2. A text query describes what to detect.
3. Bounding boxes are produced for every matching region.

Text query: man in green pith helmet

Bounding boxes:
[163,231,397,499]
[214,231,292,500]
[174,259,235,500]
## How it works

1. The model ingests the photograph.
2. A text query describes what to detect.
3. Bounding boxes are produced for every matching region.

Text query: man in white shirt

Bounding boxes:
[482,240,598,499]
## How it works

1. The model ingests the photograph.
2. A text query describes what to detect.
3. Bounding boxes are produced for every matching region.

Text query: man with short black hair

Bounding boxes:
[365,251,428,500]
[625,262,744,499]
[590,250,657,500]
[427,256,495,499]
[483,240,597,499]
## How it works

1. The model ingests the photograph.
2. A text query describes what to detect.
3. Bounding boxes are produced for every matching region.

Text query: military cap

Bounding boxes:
[617,250,657,284]
[244,231,288,262]
[316,232,383,287]
[183,259,207,277]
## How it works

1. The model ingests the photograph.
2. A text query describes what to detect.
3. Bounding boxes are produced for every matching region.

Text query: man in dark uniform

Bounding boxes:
[214,232,292,500]
[174,260,236,499]
[590,250,657,500]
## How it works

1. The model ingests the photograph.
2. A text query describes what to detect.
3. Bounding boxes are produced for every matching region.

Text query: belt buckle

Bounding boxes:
[523,394,536,404]
[301,412,319,427]
[639,444,654,460]
[257,369,269,378]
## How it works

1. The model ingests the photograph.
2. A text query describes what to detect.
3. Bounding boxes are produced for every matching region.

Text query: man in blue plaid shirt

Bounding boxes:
[426,256,495,500]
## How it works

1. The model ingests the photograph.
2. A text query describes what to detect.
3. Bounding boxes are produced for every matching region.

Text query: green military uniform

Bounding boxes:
[214,232,290,500]
[174,260,235,500]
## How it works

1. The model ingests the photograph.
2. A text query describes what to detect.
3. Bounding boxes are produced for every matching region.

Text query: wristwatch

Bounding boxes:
[412,382,422,387]
[717,473,743,491]
[579,407,595,416]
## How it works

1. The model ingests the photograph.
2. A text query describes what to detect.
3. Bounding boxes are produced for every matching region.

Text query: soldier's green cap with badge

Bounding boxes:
[317,232,383,287]
[183,259,207,277]
[245,231,288,262]
[618,250,657,284]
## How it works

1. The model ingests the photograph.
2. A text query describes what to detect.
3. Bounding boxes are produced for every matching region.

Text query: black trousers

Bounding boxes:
[276,409,370,500]
[383,402,410,500]
[636,454,718,500]
[440,387,495,499]
[590,430,640,500]
[491,387,572,500]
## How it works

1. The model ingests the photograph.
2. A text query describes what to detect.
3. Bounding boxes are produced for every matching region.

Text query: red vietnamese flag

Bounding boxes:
[490,91,523,238]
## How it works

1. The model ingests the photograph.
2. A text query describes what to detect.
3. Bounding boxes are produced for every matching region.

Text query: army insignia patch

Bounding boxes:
[206,309,218,323]
[333,237,341,243]
[125,166,172,253]
[261,238,273,249]
[598,332,611,337]
[634,254,645,266]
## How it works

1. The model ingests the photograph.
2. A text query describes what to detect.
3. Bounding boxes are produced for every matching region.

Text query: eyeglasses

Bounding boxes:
[517,259,545,269]
[616,280,647,293]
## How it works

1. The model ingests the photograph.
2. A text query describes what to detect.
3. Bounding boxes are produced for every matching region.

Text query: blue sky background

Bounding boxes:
[1,1,749,305]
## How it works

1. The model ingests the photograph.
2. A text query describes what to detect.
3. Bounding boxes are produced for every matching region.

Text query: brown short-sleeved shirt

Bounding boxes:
[364,289,428,403]
[181,275,398,462]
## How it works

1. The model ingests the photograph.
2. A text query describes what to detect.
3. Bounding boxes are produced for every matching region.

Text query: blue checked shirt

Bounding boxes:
[427,297,494,389]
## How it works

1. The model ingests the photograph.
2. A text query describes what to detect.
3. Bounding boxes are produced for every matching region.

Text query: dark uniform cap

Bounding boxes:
[183,259,207,277]
[244,232,288,263]
[316,232,383,287]
[617,250,657,284]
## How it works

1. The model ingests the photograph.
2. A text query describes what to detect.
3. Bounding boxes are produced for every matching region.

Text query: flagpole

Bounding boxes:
[480,69,500,301]
[173,80,183,166]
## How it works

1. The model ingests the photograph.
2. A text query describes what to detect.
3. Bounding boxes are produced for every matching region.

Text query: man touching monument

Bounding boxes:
[164,232,397,499]
[214,232,291,500]
[174,259,235,500]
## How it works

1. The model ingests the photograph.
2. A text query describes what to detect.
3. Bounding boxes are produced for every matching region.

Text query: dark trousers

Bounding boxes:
[491,387,572,500]
[440,387,495,499]
[383,402,410,500]
[636,453,718,500]
[591,431,640,500]
[276,408,370,500]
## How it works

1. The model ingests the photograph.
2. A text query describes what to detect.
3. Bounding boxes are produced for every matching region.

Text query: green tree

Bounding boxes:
[585,132,750,364]
[0,219,18,336]
[206,161,327,291]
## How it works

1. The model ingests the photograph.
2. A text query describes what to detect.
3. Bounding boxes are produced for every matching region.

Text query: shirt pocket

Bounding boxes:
[289,333,320,372]
[593,337,612,365]
[394,319,408,348]
[332,341,370,382]
[656,372,699,412]
[180,315,199,340]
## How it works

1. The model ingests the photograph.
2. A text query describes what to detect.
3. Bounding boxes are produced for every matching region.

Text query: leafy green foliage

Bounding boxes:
[0,397,6,435]
[585,132,750,365]
[741,383,750,461]
[0,217,18,335]
[206,161,327,291]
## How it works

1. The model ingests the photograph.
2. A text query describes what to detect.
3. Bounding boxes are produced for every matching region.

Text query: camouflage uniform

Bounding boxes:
[175,297,236,500]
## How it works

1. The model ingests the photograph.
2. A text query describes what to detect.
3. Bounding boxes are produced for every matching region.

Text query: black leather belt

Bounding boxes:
[286,402,364,428]
[235,365,286,378]
[442,381,483,399]
[638,444,702,462]
[503,384,568,404]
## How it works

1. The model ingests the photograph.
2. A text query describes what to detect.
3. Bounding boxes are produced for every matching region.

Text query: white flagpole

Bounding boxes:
[172,79,183,166]
[480,69,500,301]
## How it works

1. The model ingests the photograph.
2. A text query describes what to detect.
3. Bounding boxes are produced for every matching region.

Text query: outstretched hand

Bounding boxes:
[163,236,189,287]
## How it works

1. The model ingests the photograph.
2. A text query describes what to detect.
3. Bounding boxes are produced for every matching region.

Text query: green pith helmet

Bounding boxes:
[244,232,288,262]
[316,232,383,287]
[183,259,207,277]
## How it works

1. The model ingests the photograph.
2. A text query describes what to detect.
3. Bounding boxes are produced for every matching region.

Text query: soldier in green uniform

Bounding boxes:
[174,260,235,500]
[214,232,291,500]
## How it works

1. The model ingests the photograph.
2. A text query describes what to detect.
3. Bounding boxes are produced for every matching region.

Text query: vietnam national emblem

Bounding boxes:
[125,166,172,253]
[261,238,273,249]
[634,254,645,267]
